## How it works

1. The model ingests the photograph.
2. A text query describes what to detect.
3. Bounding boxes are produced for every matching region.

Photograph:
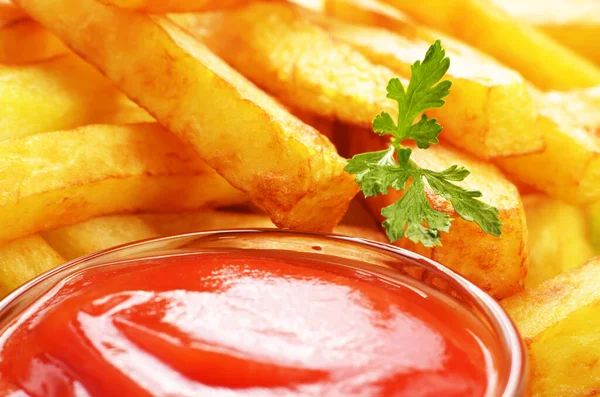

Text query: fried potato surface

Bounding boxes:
[546,86,600,131]
[96,0,268,13]
[0,235,64,297]
[142,199,387,243]
[175,2,541,160]
[493,0,600,66]
[590,202,600,255]
[502,257,600,397]
[0,19,66,64]
[345,127,527,299]
[42,215,159,260]
[318,16,541,159]
[0,0,25,21]
[365,0,600,90]
[0,123,246,244]
[523,194,594,289]
[0,54,152,141]
[497,88,600,205]
[14,0,356,232]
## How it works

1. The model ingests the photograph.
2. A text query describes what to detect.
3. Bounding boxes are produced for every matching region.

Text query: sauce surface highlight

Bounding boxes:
[0,252,493,396]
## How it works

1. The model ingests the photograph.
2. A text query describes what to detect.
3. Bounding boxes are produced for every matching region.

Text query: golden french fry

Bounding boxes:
[589,202,600,255]
[96,0,270,13]
[141,199,387,242]
[343,0,600,90]
[502,257,600,397]
[497,88,600,205]
[546,86,600,131]
[14,0,357,232]
[0,54,152,141]
[0,123,247,244]
[0,0,26,21]
[42,215,159,260]
[493,0,600,66]
[346,126,527,299]
[0,19,67,64]
[174,2,542,160]
[317,15,541,159]
[0,235,64,297]
[522,194,594,288]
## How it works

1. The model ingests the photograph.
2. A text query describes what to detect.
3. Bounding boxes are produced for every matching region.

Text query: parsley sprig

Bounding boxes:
[345,40,502,247]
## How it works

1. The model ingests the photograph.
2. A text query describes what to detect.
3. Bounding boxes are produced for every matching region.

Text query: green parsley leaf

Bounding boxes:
[345,40,502,247]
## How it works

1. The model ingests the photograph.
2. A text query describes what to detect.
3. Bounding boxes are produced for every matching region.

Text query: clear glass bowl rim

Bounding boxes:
[0,229,528,396]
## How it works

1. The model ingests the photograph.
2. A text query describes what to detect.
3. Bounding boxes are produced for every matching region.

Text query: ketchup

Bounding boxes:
[0,252,494,396]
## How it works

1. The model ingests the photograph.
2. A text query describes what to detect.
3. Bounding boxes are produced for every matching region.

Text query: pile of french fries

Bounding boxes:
[0,0,599,395]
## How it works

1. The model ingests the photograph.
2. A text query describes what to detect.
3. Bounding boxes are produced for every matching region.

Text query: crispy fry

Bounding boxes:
[523,194,594,288]
[502,257,600,397]
[0,0,25,21]
[347,0,600,90]
[345,126,527,299]
[493,0,600,66]
[589,202,600,255]
[42,215,159,260]
[174,2,541,160]
[97,0,270,13]
[14,0,357,232]
[317,16,541,158]
[0,235,64,297]
[0,54,152,141]
[0,123,246,244]
[497,88,600,205]
[546,86,600,131]
[0,19,67,64]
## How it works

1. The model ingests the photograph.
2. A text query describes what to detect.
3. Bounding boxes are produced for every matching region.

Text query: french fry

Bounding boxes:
[174,2,542,160]
[523,194,594,288]
[14,0,357,232]
[493,0,600,66]
[347,0,600,90]
[141,199,387,243]
[0,19,67,64]
[546,86,600,131]
[497,88,600,205]
[589,202,600,255]
[0,54,152,141]
[317,16,542,159]
[96,0,270,13]
[0,123,247,244]
[345,126,527,299]
[0,235,64,297]
[502,257,600,397]
[0,0,25,21]
[42,215,159,260]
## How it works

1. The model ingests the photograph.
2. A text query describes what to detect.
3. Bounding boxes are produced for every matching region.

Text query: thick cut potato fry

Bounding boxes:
[0,123,246,244]
[0,54,152,141]
[97,0,268,13]
[142,200,387,243]
[0,0,25,21]
[345,127,527,299]
[497,88,600,205]
[172,4,396,131]
[0,235,64,297]
[493,0,600,66]
[363,0,600,90]
[174,2,541,160]
[589,202,600,255]
[523,194,594,288]
[546,86,600,131]
[318,19,541,159]
[502,258,600,397]
[0,19,67,64]
[14,0,357,232]
[42,215,159,260]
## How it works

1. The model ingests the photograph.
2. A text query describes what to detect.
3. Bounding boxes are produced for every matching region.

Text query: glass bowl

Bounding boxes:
[0,229,527,396]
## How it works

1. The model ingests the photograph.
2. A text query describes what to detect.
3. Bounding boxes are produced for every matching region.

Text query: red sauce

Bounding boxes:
[0,253,494,396]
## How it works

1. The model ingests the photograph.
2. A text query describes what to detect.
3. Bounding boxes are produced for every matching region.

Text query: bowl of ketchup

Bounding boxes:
[0,230,527,397]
